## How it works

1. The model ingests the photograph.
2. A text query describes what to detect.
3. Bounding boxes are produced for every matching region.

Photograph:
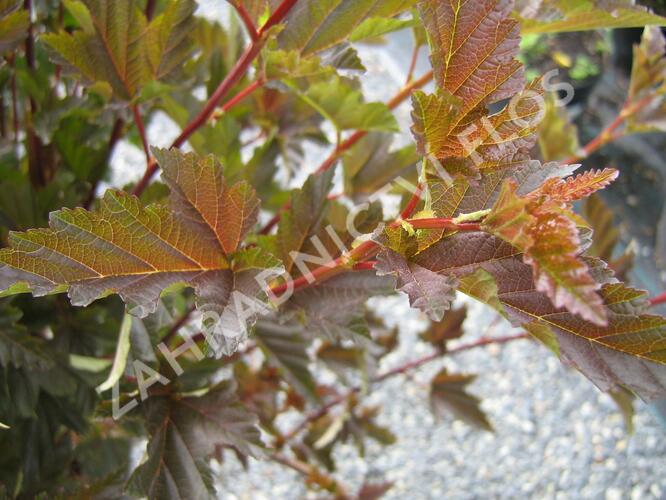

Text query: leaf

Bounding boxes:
[0,421,9,429]
[286,271,395,341]
[127,381,263,498]
[482,172,619,325]
[43,0,196,100]
[277,0,416,56]
[0,304,54,370]
[515,0,666,34]
[254,321,319,403]
[609,386,635,434]
[0,149,270,355]
[582,194,620,262]
[278,170,334,275]
[626,26,666,133]
[0,1,28,52]
[420,306,468,350]
[302,76,398,132]
[412,1,543,178]
[429,369,492,431]
[349,16,415,43]
[343,133,418,198]
[419,0,524,116]
[96,312,132,393]
[537,92,580,162]
[375,247,458,321]
[410,231,666,401]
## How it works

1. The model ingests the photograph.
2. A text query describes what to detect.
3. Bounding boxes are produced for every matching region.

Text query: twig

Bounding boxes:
[228,1,260,41]
[145,0,157,20]
[649,291,666,307]
[160,305,196,345]
[131,104,151,164]
[405,44,420,84]
[210,78,264,121]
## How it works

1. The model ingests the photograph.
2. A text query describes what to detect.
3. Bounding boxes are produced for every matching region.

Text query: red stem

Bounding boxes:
[649,291,666,307]
[131,0,298,197]
[132,104,151,164]
[212,78,263,120]
[400,184,423,219]
[145,0,157,20]
[268,218,481,296]
[229,1,260,41]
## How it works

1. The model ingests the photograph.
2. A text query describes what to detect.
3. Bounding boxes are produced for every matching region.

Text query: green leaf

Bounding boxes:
[43,0,196,100]
[537,92,580,162]
[349,16,415,43]
[516,0,666,34]
[0,1,28,52]
[0,304,54,370]
[96,312,132,393]
[0,421,9,429]
[127,381,263,498]
[277,0,416,56]
[429,369,492,431]
[254,321,319,403]
[608,386,635,434]
[302,76,398,132]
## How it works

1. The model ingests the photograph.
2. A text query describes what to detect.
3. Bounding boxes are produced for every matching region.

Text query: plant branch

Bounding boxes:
[281,332,530,443]
[144,0,157,20]
[562,93,655,165]
[131,104,151,164]
[269,217,481,296]
[228,1,260,41]
[131,0,298,197]
[649,291,666,307]
[211,78,264,121]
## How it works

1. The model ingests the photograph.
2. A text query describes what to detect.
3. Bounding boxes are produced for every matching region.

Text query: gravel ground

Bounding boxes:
[109,4,666,498]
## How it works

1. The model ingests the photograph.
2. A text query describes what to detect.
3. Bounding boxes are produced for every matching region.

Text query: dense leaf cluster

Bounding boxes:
[1,0,666,497]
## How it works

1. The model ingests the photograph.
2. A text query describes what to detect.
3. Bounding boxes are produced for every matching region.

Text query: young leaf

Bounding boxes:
[96,312,132,393]
[516,0,666,34]
[537,92,580,162]
[0,149,271,355]
[127,381,263,498]
[412,1,541,178]
[429,369,492,431]
[482,174,618,325]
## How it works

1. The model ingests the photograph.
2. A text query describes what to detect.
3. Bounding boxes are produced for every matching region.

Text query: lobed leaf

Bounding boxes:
[409,231,666,400]
[0,0,27,52]
[43,0,196,100]
[516,0,666,34]
[128,381,263,498]
[0,149,272,355]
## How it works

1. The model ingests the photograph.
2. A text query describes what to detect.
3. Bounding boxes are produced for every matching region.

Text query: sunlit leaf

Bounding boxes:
[0,0,28,52]
[96,312,132,393]
[537,92,580,162]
